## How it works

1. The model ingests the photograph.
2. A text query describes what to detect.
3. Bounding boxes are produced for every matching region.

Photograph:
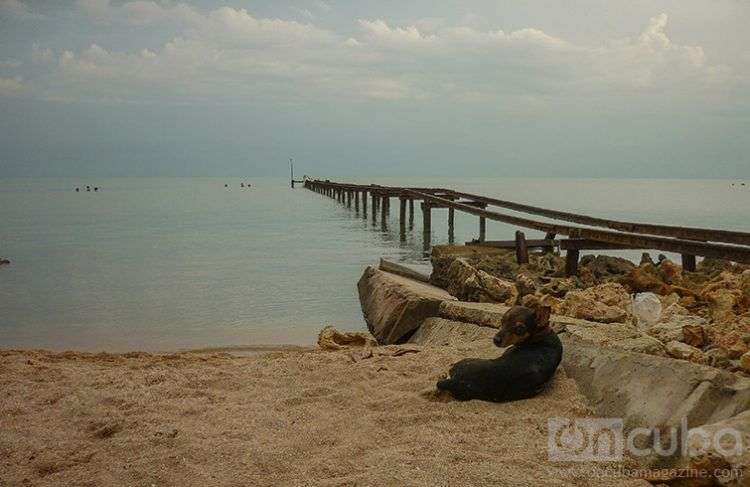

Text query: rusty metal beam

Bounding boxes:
[404,189,750,264]
[447,190,750,246]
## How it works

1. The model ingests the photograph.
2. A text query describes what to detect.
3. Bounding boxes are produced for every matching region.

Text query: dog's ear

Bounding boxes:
[535,306,551,327]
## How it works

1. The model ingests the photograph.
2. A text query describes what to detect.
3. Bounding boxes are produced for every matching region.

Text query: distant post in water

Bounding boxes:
[408,199,414,228]
[362,190,367,216]
[479,217,486,242]
[289,158,294,188]
[354,191,359,211]
[347,191,352,208]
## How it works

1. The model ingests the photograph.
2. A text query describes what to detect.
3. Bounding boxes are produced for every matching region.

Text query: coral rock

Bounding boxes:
[557,282,631,323]
[666,341,708,364]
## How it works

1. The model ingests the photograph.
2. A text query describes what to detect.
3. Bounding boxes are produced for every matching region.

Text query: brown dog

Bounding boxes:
[436,306,562,402]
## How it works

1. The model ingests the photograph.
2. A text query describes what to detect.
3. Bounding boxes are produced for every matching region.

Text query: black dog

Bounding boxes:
[436,306,562,402]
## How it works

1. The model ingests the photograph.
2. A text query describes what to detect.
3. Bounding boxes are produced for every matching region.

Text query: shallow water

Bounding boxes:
[1,177,748,351]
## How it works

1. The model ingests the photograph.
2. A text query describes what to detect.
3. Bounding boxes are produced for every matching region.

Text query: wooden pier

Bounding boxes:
[302,179,750,276]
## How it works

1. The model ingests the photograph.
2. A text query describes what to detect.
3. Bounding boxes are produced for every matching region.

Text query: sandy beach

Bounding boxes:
[0,339,650,487]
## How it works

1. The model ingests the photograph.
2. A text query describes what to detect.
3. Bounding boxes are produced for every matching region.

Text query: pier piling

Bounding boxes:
[565,249,580,276]
[304,179,750,265]
[399,197,407,231]
[682,254,697,272]
[422,202,432,235]
[515,231,529,264]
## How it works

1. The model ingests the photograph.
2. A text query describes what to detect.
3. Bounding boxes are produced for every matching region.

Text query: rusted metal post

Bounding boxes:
[565,249,580,276]
[682,254,696,272]
[399,197,407,231]
[422,202,432,235]
[448,208,455,243]
[479,217,486,242]
[515,230,529,264]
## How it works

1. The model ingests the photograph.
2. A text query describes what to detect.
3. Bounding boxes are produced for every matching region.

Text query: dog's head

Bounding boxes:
[493,305,551,347]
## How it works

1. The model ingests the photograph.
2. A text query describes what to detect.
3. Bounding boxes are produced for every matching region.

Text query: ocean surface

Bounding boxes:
[1,177,748,352]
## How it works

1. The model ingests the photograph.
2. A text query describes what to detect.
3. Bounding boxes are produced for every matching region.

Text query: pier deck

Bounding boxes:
[302,179,750,275]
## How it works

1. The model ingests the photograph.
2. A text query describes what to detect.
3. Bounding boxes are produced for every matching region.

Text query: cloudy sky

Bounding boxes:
[0,0,748,178]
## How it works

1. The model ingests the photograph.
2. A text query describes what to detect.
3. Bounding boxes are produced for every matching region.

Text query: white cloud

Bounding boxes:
[0,0,41,19]
[358,19,437,47]
[0,58,21,68]
[17,10,736,105]
[591,13,721,89]
[76,0,201,26]
[0,76,26,96]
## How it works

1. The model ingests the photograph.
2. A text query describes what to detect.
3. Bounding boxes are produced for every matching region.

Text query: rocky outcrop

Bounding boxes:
[554,282,632,323]
[429,245,511,289]
[317,326,377,350]
[683,411,750,486]
[408,317,495,346]
[561,336,750,448]
[665,340,708,364]
[559,318,666,355]
[439,258,519,305]
[741,351,750,373]
[439,300,665,356]
[438,301,510,328]
[647,304,707,344]
[357,266,456,344]
[578,254,636,281]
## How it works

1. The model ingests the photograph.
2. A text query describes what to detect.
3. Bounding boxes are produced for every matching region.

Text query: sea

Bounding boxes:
[1,177,748,352]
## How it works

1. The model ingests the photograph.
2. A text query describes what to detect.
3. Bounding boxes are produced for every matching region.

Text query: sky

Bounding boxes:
[0,0,748,178]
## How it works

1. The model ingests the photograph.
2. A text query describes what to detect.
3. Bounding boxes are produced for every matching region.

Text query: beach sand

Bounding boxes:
[0,341,650,487]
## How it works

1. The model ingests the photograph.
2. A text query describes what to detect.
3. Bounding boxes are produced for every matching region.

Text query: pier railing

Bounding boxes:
[302,179,750,276]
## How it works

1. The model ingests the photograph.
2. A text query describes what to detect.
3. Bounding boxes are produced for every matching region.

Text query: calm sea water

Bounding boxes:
[1,177,748,352]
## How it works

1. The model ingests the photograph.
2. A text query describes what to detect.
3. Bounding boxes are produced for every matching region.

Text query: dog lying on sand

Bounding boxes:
[436,306,562,402]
